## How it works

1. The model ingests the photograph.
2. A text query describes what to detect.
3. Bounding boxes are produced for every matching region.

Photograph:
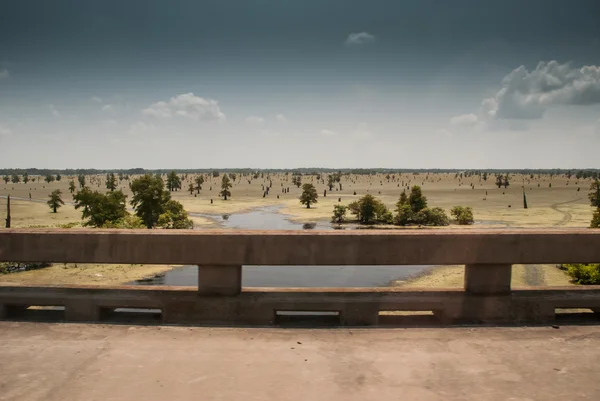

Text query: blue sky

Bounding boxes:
[1,0,600,169]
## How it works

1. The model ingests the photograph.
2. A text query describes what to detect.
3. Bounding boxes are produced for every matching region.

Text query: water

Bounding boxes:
[135,205,432,287]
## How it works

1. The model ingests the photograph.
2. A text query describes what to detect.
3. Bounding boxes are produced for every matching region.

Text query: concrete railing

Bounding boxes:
[1,228,600,326]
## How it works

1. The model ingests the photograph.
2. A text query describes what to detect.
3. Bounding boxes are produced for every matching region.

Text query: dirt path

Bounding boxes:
[550,198,581,226]
[523,264,544,286]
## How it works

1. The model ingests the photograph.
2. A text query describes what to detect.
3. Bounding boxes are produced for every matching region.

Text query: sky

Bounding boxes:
[1,0,600,169]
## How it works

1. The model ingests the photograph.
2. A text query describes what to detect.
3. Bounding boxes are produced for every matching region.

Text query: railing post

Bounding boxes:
[197,265,242,296]
[464,264,512,294]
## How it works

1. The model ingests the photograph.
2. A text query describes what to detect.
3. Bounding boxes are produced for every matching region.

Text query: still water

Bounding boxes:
[135,206,433,287]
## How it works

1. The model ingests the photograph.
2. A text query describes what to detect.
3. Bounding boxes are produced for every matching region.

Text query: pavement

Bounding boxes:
[1,322,600,401]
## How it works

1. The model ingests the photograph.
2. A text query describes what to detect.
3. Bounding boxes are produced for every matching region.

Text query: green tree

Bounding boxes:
[331,205,347,223]
[220,174,232,200]
[408,186,427,213]
[589,180,600,208]
[194,175,205,194]
[2,175,9,184]
[56,173,62,181]
[166,171,182,192]
[23,173,29,184]
[188,182,195,194]
[73,188,128,227]
[349,194,390,224]
[47,189,64,213]
[68,180,76,194]
[450,206,474,225]
[230,173,237,181]
[78,174,86,188]
[299,183,318,208]
[106,172,117,191]
[11,174,20,184]
[130,174,171,228]
[413,207,449,226]
[44,174,54,183]
[591,208,600,228]
[396,191,408,209]
[394,204,413,226]
[495,175,503,188]
[157,200,194,229]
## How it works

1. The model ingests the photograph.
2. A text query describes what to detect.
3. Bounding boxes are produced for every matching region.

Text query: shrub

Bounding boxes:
[450,206,474,225]
[394,204,413,226]
[348,194,392,224]
[102,215,146,229]
[591,208,600,228]
[566,264,600,285]
[413,207,449,226]
[331,205,347,223]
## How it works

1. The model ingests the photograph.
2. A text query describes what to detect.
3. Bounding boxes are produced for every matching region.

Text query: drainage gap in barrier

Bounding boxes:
[378,310,441,326]
[100,308,163,324]
[555,308,599,324]
[5,305,66,322]
[275,311,340,327]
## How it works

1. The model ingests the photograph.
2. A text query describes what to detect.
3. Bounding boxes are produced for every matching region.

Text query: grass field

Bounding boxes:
[0,172,594,286]
[0,172,595,228]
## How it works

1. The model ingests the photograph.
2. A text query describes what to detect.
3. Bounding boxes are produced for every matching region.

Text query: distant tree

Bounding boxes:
[73,188,128,227]
[450,206,474,225]
[220,174,232,200]
[299,183,318,208]
[56,173,62,181]
[331,205,347,223]
[130,174,171,228]
[78,174,86,188]
[106,173,117,191]
[408,186,427,213]
[44,174,55,183]
[68,180,76,194]
[188,182,195,195]
[11,174,20,184]
[212,171,220,178]
[2,175,9,184]
[194,175,205,194]
[230,173,237,181]
[292,175,302,188]
[483,172,488,181]
[157,200,194,229]
[23,173,29,184]
[503,175,510,188]
[47,189,65,213]
[327,175,335,191]
[166,171,182,192]
[589,180,600,208]
[495,175,503,188]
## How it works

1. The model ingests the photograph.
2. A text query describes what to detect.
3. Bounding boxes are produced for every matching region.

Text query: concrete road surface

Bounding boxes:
[1,322,599,401]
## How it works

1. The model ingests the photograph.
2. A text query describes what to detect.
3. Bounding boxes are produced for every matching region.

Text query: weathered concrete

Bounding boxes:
[2,228,600,265]
[3,283,600,325]
[464,263,512,294]
[197,265,242,296]
[1,322,600,401]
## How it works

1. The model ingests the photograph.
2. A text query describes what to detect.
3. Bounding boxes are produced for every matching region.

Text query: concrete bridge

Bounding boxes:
[1,228,600,326]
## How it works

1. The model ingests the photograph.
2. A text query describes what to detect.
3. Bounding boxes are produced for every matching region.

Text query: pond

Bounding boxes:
[134,205,434,287]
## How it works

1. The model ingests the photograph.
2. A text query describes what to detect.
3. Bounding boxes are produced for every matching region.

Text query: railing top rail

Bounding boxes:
[1,228,599,265]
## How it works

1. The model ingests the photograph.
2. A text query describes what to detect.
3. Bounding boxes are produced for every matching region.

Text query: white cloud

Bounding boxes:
[245,116,265,125]
[91,96,103,103]
[49,105,61,118]
[128,121,156,136]
[320,129,338,136]
[0,125,11,136]
[142,93,226,121]
[480,61,600,120]
[351,122,374,139]
[275,114,287,123]
[449,113,478,126]
[435,128,452,137]
[0,69,9,79]
[345,32,375,46]
[101,104,114,112]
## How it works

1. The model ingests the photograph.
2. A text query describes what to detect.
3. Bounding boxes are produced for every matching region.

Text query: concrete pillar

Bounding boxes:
[197,265,242,296]
[65,301,100,322]
[464,264,512,294]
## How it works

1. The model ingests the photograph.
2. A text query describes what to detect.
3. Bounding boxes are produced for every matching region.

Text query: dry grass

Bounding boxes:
[1,172,594,227]
[0,263,176,286]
